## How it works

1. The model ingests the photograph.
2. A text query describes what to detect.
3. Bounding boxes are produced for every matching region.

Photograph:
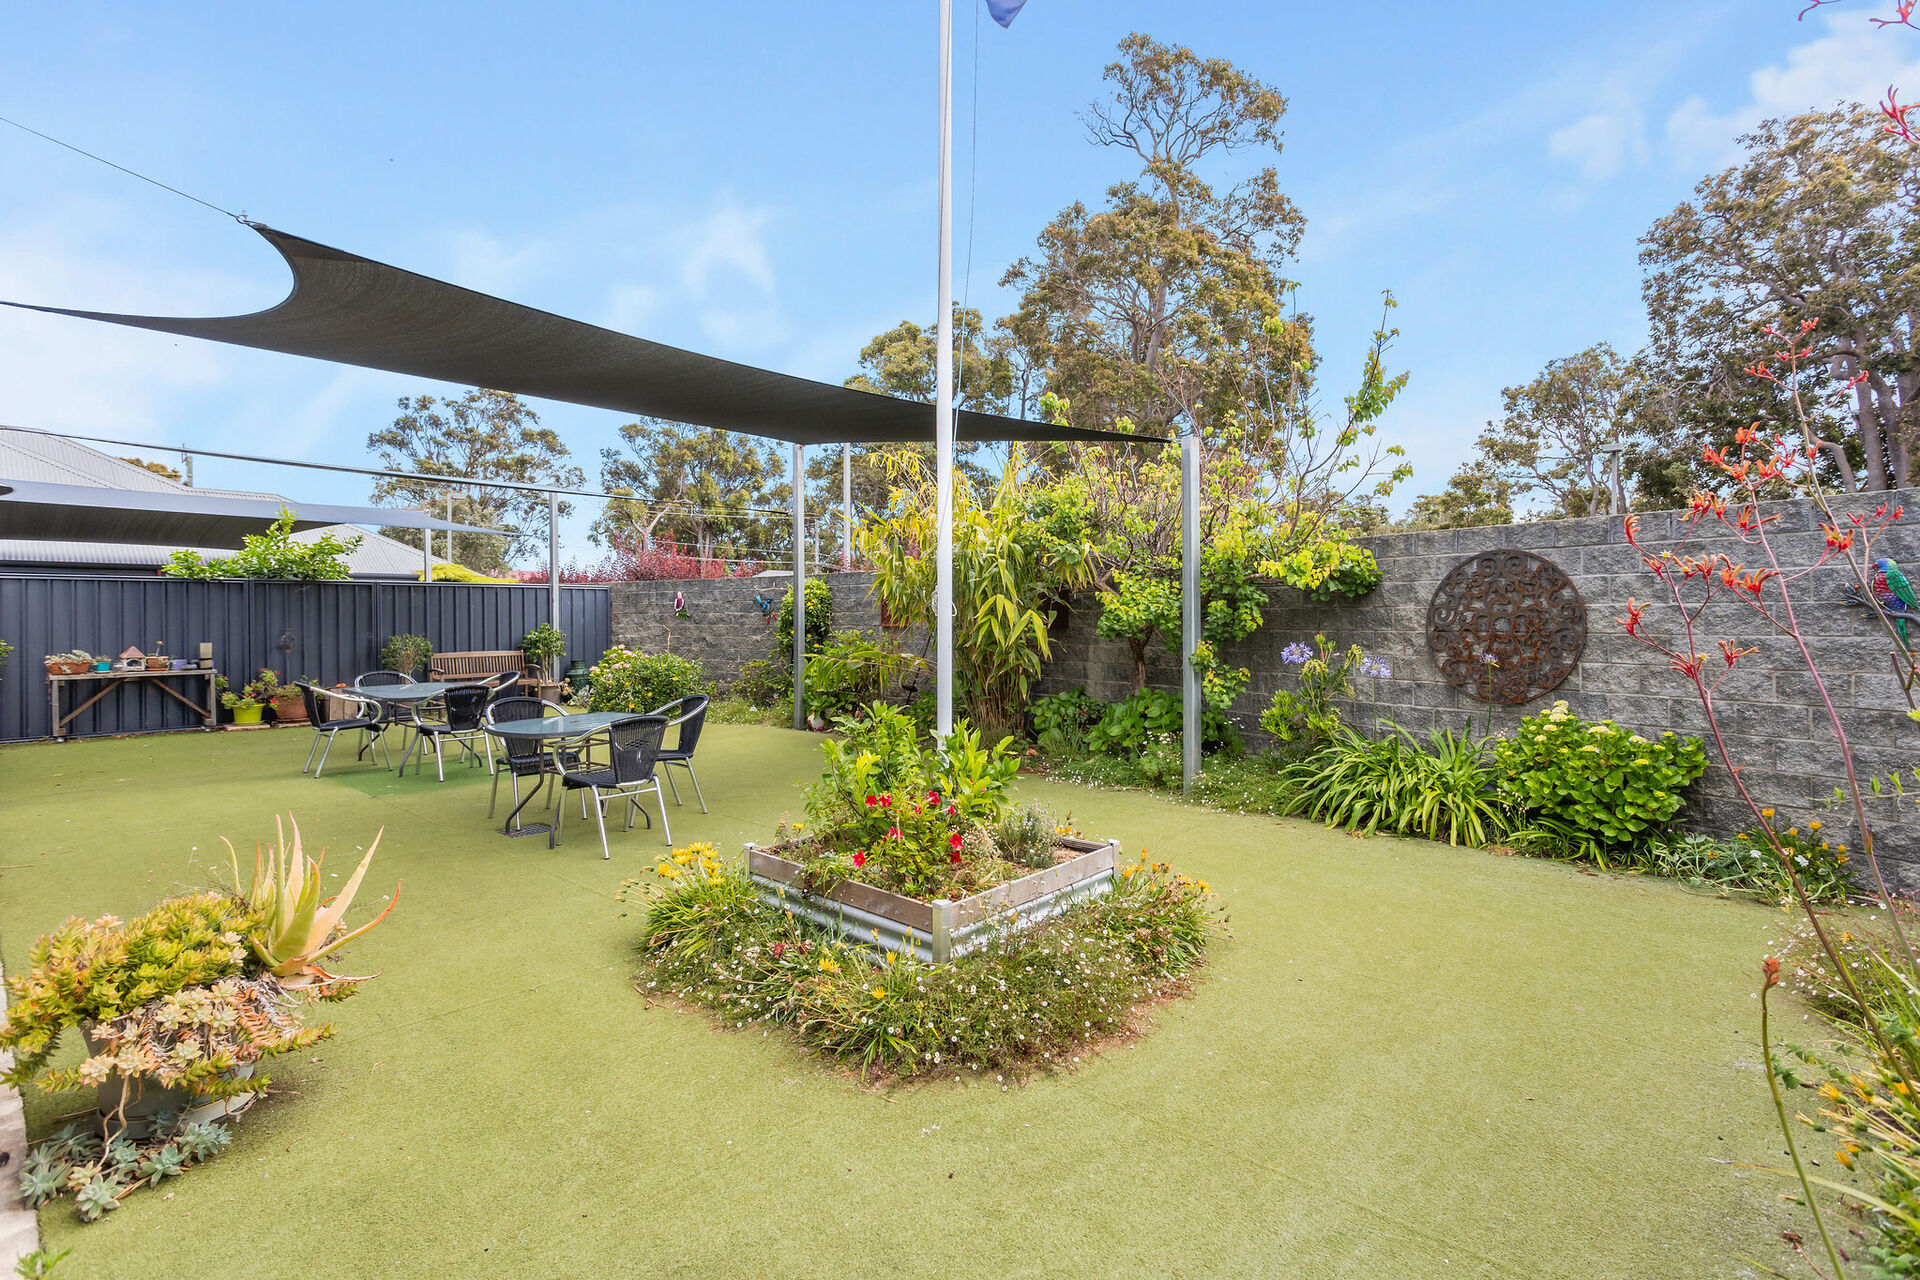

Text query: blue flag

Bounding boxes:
[986,0,1027,28]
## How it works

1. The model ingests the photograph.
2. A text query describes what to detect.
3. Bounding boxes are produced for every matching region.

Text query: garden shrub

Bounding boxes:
[586,646,713,715]
[620,853,1221,1079]
[1633,822,1853,905]
[803,630,921,721]
[729,656,791,708]
[380,633,432,678]
[1493,701,1706,865]
[775,579,833,661]
[1280,724,1506,847]
[1031,687,1104,758]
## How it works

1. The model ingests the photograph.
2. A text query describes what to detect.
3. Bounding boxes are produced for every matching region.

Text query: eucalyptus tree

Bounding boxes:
[593,419,786,562]
[367,389,583,575]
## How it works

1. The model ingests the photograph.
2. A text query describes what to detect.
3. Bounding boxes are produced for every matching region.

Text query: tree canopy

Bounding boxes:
[367,390,582,575]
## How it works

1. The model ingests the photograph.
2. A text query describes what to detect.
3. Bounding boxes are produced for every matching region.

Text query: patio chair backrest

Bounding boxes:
[441,684,490,731]
[607,715,670,785]
[485,696,566,769]
[355,670,409,688]
[651,694,709,757]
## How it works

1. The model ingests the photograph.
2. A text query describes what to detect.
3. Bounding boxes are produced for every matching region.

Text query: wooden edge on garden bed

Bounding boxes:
[744,835,1118,932]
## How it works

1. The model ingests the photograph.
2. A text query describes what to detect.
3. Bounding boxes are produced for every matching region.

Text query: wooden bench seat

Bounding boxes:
[429,650,535,690]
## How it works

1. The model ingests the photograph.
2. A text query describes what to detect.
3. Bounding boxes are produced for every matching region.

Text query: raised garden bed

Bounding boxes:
[745,835,1119,962]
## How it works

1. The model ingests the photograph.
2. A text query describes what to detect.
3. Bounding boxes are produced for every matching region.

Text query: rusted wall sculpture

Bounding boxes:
[1425,550,1586,704]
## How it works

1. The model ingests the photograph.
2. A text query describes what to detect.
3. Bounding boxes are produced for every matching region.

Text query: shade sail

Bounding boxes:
[1,223,1160,448]
[0,479,501,548]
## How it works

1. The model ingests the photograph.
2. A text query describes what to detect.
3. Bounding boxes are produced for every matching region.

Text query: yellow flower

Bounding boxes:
[819,956,841,974]
[673,851,693,865]
[869,986,887,1000]
[1809,820,1822,831]
[1788,827,1799,837]
[1761,808,1775,819]
[793,822,806,831]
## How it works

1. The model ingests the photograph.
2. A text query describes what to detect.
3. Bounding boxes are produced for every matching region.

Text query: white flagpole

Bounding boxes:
[935,0,956,742]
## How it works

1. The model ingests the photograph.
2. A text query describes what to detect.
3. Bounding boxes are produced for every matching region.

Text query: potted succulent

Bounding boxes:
[220,669,281,726]
[0,815,396,1222]
[44,650,94,676]
[380,633,433,679]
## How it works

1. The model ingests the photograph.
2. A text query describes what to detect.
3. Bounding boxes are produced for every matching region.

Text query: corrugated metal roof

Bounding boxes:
[0,435,475,577]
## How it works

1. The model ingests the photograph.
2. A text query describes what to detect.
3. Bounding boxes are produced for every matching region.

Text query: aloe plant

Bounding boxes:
[227,815,399,989]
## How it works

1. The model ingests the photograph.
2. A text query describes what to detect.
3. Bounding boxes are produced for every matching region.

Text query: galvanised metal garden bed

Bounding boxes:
[745,835,1120,963]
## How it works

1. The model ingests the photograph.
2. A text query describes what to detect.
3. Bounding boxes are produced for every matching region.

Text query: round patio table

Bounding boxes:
[354,680,467,774]
[480,711,635,837]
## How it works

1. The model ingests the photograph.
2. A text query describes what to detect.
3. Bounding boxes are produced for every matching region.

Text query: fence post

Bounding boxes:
[930,898,953,964]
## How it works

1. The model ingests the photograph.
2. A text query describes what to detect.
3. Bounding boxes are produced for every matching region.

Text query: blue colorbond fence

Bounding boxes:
[0,575,610,742]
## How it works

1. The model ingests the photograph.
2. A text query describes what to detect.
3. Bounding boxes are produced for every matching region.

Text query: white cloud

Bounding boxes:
[676,197,776,298]
[1549,110,1644,180]
[1665,14,1920,165]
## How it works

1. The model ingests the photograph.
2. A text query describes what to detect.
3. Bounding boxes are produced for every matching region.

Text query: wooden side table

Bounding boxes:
[47,668,219,741]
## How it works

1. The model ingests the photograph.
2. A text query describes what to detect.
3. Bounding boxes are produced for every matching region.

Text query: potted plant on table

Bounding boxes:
[380,634,433,680]
[220,669,281,726]
[0,816,397,1223]
[44,650,94,676]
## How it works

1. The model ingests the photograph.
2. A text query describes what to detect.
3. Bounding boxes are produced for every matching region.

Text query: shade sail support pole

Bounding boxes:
[547,490,560,668]
[934,0,955,743]
[422,533,433,583]
[842,443,852,571]
[792,442,807,732]
[1181,432,1201,793]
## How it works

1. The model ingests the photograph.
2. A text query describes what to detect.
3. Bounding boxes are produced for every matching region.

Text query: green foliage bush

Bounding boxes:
[1492,701,1706,864]
[1031,688,1105,758]
[622,855,1220,1078]
[164,510,361,581]
[1280,724,1506,847]
[380,634,433,678]
[803,630,922,721]
[519,622,567,670]
[1259,537,1382,601]
[729,656,791,708]
[586,646,713,715]
[776,579,833,660]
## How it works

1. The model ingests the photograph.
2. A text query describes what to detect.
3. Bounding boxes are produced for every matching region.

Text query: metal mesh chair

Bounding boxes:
[551,715,671,858]
[647,694,710,813]
[354,670,410,687]
[484,697,570,824]
[296,683,389,777]
[350,669,412,759]
[404,684,493,780]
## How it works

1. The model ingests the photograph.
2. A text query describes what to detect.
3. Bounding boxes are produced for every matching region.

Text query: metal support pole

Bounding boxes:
[842,443,853,571]
[934,0,955,742]
[445,490,453,566]
[422,533,433,583]
[547,490,561,674]
[792,442,807,731]
[1181,433,1201,793]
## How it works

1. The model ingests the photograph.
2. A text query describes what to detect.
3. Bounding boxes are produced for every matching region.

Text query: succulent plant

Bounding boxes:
[137,1145,186,1181]
[73,1175,121,1222]
[227,815,398,990]
[19,1159,65,1209]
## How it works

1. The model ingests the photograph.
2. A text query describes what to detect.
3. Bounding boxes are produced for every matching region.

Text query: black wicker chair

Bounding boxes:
[647,694,710,813]
[404,684,494,780]
[485,697,570,825]
[551,715,671,858]
[296,683,389,777]
[351,670,412,759]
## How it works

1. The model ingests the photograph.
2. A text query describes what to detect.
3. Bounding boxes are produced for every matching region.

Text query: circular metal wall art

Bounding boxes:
[1426,550,1586,704]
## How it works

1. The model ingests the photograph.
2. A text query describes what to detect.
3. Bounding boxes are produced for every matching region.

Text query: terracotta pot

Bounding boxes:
[272,694,309,724]
[145,657,169,671]
[46,660,87,676]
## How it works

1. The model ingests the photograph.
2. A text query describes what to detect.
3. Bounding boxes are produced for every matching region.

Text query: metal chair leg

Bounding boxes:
[550,785,566,848]
[683,762,708,814]
[590,787,610,859]
[434,733,446,783]
[663,768,682,806]
[654,780,671,845]
[489,766,503,817]
[304,728,322,774]
[379,728,393,769]
[314,729,338,779]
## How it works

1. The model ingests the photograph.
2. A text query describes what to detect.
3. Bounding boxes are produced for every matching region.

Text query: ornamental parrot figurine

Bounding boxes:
[1847,556,1918,644]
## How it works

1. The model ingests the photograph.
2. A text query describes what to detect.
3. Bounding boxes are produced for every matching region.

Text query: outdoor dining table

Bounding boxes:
[353,681,464,771]
[479,711,635,837]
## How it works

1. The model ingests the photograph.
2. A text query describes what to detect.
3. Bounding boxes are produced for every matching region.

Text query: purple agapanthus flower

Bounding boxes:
[1360,657,1392,679]
[1281,642,1312,666]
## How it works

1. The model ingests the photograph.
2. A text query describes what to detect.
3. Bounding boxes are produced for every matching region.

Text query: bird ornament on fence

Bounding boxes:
[674,591,690,620]
[754,593,774,623]
[1845,556,1918,643]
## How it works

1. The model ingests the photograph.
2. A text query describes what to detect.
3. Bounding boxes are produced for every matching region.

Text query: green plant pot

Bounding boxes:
[83,1024,256,1139]
[231,704,264,725]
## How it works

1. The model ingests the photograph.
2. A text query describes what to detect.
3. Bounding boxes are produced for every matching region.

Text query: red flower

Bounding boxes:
[887,826,901,840]
[927,789,940,804]
[949,850,963,865]
[878,795,893,808]
[771,941,787,959]
[865,795,878,807]
[949,831,964,851]
[852,850,867,868]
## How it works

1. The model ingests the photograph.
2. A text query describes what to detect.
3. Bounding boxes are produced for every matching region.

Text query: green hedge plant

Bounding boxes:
[586,647,713,715]
[1492,701,1706,865]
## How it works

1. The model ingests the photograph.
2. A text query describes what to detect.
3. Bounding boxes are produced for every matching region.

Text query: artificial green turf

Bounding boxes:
[0,726,1819,1278]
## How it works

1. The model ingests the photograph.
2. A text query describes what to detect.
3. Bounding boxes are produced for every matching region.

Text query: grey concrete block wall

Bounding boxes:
[1035,489,1920,892]
[607,572,896,691]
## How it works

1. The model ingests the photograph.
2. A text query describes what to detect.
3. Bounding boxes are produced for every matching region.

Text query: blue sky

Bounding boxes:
[2,1,1916,562]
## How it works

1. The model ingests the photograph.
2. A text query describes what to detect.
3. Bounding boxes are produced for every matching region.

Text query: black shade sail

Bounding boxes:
[1,223,1159,448]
